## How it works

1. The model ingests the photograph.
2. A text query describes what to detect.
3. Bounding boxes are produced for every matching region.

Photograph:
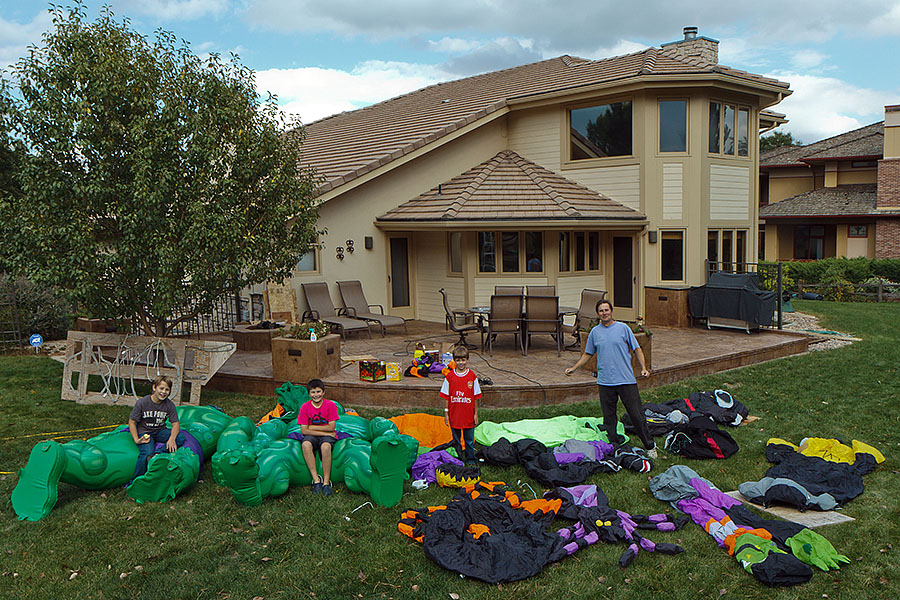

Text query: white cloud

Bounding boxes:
[0,11,53,71]
[428,37,482,53]
[789,49,829,71]
[766,71,896,143]
[255,60,450,123]
[115,0,230,21]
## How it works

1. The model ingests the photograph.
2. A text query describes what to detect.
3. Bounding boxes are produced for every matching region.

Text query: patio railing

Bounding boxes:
[135,292,267,337]
[705,260,785,330]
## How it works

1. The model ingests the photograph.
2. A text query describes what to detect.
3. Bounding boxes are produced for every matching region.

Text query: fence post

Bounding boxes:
[878,280,883,303]
[776,263,783,330]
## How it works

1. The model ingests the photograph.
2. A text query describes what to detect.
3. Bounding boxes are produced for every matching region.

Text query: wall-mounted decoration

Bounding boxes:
[346,239,355,253]
[336,246,345,260]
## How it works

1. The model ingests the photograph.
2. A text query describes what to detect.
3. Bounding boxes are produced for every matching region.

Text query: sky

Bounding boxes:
[2,0,899,145]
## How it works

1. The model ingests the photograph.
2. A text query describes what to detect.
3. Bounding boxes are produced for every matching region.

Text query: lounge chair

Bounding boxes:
[300,282,371,340]
[523,295,562,356]
[439,288,484,349]
[337,280,407,337]
[486,294,523,356]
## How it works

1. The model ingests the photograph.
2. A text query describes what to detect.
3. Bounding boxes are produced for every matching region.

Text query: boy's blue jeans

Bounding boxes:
[451,427,476,462]
[130,428,186,483]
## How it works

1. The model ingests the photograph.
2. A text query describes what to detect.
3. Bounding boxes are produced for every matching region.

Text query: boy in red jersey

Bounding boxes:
[441,346,481,466]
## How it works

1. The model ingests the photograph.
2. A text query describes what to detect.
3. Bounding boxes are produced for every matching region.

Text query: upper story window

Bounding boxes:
[569,101,632,160]
[709,101,750,157]
[659,99,687,152]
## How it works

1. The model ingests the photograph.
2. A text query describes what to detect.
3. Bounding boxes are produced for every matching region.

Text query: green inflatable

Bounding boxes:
[213,413,418,507]
[474,415,627,447]
[12,405,232,520]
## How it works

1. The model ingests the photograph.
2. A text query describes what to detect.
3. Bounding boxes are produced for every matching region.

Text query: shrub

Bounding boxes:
[0,275,73,340]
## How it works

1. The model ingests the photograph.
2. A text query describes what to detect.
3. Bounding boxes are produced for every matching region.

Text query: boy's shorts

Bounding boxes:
[301,435,336,452]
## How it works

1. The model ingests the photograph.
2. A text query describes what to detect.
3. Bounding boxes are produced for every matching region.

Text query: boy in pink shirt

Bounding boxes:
[297,379,340,495]
[441,347,481,465]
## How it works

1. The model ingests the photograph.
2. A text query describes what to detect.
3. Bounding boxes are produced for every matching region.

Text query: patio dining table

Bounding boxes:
[469,304,579,350]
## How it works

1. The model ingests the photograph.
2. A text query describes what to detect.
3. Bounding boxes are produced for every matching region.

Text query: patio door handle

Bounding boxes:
[387,275,391,282]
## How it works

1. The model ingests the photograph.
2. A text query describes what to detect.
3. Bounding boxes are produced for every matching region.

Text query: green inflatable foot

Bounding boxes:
[127,448,201,504]
[12,440,67,521]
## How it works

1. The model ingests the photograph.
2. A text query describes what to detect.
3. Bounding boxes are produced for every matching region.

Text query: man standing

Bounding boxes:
[565,299,657,458]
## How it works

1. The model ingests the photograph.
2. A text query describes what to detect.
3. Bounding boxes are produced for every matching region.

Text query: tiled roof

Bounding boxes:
[760,122,883,167]
[759,184,877,217]
[377,150,646,223]
[301,48,789,195]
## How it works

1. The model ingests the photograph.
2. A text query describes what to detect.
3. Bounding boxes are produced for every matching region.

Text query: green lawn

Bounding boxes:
[1,300,898,600]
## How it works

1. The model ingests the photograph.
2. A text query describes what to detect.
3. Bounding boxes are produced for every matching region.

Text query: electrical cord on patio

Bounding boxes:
[470,351,548,405]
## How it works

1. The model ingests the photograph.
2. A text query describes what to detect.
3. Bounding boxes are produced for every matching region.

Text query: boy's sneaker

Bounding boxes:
[321,483,333,496]
[312,482,323,494]
[645,446,658,460]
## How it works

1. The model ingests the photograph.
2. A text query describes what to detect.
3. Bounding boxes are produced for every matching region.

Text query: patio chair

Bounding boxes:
[300,282,371,340]
[523,295,562,356]
[439,288,484,349]
[337,280,407,337]
[487,294,524,356]
[563,288,608,344]
[526,285,556,296]
[494,285,524,295]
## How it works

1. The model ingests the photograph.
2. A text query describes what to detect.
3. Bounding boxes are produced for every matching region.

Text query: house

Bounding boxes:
[269,27,791,325]
[759,105,900,260]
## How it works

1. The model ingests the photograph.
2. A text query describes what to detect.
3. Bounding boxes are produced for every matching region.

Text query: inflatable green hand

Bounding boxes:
[786,529,851,571]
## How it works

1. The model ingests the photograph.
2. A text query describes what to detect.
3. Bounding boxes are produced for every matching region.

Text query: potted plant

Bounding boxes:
[271,321,341,383]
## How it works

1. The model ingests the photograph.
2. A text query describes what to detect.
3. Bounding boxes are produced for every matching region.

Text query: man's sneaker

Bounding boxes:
[321,483,333,496]
[312,481,323,494]
[646,446,658,460]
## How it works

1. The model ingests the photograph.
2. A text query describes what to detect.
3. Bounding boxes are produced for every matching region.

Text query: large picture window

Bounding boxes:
[659,99,687,152]
[661,231,684,281]
[570,101,632,160]
[709,101,750,157]
[477,231,543,273]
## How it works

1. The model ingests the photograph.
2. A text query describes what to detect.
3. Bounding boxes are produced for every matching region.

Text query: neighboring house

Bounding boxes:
[759,105,900,260]
[270,27,791,325]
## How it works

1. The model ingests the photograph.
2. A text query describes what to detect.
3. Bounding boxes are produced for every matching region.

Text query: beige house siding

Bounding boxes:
[710,164,751,220]
[767,168,815,204]
[507,106,562,172]
[565,165,642,212]
[662,163,684,220]
[414,233,465,323]
[473,276,551,306]
[557,274,606,307]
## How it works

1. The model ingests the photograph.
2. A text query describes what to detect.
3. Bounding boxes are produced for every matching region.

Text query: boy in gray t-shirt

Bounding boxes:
[127,375,185,484]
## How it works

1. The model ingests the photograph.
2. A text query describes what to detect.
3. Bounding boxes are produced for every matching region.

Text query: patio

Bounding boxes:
[206,320,809,408]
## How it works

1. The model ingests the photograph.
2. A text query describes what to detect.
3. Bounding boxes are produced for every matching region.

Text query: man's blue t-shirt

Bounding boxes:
[584,320,639,386]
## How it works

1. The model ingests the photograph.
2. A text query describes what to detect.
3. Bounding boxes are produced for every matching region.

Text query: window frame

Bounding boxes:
[793,225,826,260]
[567,98,634,163]
[294,242,320,274]
[658,98,689,154]
[848,225,868,238]
[448,232,464,276]
[660,230,685,282]
[476,230,544,274]
[708,101,752,158]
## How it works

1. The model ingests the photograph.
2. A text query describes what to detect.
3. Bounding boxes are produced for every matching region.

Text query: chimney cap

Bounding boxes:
[683,26,699,40]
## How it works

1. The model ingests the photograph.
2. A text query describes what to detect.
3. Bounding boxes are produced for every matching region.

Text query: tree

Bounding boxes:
[1,3,319,336]
[760,131,802,152]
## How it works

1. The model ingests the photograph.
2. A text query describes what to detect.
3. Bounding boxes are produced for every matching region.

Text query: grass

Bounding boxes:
[1,299,899,600]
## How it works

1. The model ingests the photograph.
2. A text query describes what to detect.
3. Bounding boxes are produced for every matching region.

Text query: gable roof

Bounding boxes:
[377,150,645,224]
[300,49,790,195]
[760,122,884,167]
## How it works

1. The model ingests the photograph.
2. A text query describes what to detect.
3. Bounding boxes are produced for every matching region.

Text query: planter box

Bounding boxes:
[580,330,651,379]
[232,324,283,352]
[271,334,341,383]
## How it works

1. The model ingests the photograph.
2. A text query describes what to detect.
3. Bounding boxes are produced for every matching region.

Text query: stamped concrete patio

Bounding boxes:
[207,320,808,409]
